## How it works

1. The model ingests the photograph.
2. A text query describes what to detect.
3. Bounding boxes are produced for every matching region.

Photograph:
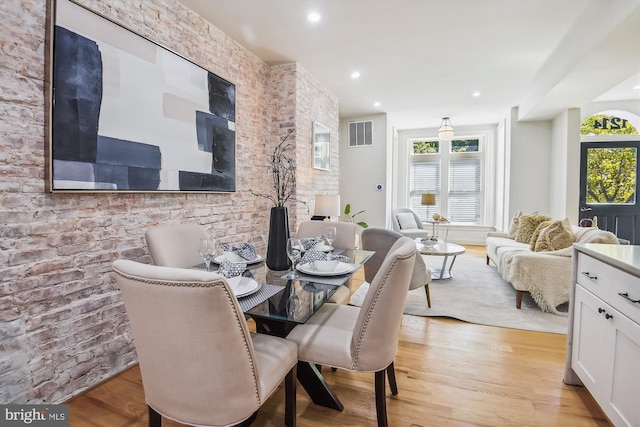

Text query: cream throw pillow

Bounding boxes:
[529,219,553,251]
[515,213,551,243]
[396,212,417,229]
[508,210,523,239]
[534,218,574,252]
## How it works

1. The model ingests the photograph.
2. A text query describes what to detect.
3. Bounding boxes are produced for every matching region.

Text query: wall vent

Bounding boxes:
[348,121,373,147]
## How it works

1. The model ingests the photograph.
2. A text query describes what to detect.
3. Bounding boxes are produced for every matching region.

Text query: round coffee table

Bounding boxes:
[416,240,466,280]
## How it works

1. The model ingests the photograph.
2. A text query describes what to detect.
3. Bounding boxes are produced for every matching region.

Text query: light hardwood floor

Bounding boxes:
[67,246,611,426]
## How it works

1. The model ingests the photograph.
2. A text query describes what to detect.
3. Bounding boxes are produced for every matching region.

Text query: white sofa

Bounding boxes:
[486,225,619,314]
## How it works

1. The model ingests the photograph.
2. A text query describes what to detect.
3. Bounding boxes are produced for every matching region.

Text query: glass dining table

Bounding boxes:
[196,248,374,411]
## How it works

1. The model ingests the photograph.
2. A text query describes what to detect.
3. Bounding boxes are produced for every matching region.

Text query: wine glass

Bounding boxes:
[325,226,337,259]
[286,237,301,278]
[199,238,216,271]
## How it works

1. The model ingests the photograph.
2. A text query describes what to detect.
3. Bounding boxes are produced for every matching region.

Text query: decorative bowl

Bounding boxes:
[421,238,439,248]
[313,259,339,272]
[222,252,246,263]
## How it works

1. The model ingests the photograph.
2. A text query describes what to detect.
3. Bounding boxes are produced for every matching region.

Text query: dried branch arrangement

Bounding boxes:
[251,129,304,208]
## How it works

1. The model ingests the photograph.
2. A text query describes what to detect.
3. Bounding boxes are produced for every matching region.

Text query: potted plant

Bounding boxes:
[251,129,306,270]
[344,203,368,228]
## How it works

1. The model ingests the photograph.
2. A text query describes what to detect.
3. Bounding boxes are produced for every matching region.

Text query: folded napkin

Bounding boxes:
[218,260,247,278]
[300,236,324,251]
[300,249,351,265]
[219,242,258,261]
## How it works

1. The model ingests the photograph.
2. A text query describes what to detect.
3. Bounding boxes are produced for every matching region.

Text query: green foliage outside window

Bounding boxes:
[412,141,438,154]
[413,139,480,154]
[451,139,479,152]
[586,147,636,204]
[581,114,638,136]
[581,115,638,204]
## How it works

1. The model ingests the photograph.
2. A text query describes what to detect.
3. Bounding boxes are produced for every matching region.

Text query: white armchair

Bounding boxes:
[391,208,429,239]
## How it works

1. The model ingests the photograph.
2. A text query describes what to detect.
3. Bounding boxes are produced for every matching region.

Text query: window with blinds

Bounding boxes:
[409,138,482,223]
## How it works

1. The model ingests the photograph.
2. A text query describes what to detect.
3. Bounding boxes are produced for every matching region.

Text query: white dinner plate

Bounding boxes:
[296,261,356,276]
[212,253,263,265]
[227,276,261,298]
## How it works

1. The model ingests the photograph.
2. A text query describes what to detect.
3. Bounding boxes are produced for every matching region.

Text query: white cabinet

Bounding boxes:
[570,248,640,427]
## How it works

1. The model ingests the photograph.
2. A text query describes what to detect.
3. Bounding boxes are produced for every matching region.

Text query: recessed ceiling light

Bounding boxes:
[307,12,321,22]
[350,71,361,79]
[634,84,640,90]
[374,102,381,107]
[472,91,481,97]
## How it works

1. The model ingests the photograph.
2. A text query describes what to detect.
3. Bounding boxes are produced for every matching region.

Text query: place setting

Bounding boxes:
[196,238,277,304]
[284,236,358,286]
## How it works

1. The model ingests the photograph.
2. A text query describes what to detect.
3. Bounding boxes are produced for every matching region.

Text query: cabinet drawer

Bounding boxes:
[576,253,612,300]
[610,279,640,325]
[577,252,640,323]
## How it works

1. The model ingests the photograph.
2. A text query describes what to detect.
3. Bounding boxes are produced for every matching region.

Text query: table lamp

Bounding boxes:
[314,194,340,221]
[421,193,436,220]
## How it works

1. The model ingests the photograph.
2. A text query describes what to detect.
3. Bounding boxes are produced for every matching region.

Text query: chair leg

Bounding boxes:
[386,362,398,395]
[285,364,297,427]
[424,284,431,308]
[148,405,161,427]
[375,370,388,427]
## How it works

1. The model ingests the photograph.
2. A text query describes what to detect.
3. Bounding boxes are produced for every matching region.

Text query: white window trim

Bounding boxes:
[395,125,497,227]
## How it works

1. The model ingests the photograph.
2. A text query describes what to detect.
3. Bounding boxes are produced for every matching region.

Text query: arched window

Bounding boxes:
[581,110,639,136]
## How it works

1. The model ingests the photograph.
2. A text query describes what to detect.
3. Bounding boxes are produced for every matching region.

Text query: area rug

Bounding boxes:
[349,253,569,334]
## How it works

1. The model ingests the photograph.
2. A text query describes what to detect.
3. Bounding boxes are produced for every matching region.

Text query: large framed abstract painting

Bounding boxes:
[47,0,236,192]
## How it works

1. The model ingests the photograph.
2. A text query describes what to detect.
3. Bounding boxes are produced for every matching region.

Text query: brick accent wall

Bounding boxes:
[269,63,340,229]
[0,0,338,403]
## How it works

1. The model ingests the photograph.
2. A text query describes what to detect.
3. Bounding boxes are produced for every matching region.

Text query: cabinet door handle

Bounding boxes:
[581,271,597,280]
[618,292,640,304]
[598,307,605,313]
[605,313,613,319]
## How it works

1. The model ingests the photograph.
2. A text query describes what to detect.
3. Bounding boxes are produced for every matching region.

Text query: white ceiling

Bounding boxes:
[178,0,640,130]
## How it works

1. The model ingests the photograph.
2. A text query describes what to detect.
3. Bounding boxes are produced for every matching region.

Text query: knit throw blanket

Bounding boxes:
[500,227,619,315]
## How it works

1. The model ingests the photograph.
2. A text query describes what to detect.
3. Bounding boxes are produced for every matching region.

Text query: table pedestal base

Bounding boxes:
[430,254,459,280]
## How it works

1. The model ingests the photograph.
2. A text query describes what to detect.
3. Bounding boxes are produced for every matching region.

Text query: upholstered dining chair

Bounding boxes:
[296,220,358,251]
[286,237,417,427]
[362,227,432,308]
[295,220,359,305]
[145,223,208,268]
[113,259,297,427]
[359,227,431,396]
[391,208,429,240]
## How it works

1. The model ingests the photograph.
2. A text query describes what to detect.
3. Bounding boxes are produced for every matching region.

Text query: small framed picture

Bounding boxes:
[313,122,330,170]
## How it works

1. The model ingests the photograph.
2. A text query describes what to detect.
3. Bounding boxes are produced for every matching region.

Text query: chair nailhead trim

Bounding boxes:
[114,271,262,404]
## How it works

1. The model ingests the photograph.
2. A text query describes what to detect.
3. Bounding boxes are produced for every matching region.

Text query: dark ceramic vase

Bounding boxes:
[266,206,291,270]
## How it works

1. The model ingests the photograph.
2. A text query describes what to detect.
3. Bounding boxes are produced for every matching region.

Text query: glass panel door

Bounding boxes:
[580,141,640,243]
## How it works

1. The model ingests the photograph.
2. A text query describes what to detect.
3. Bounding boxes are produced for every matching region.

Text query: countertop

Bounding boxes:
[574,243,640,278]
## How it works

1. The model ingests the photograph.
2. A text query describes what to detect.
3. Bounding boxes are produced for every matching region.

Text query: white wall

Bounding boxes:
[507,107,552,221]
[549,109,581,223]
[581,100,640,123]
[339,114,388,228]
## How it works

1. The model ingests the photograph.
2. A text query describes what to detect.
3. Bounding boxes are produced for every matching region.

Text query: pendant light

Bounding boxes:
[438,117,454,141]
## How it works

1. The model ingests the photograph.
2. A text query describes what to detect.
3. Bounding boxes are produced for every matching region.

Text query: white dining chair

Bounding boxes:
[113,259,298,427]
[286,237,416,427]
[145,223,208,268]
